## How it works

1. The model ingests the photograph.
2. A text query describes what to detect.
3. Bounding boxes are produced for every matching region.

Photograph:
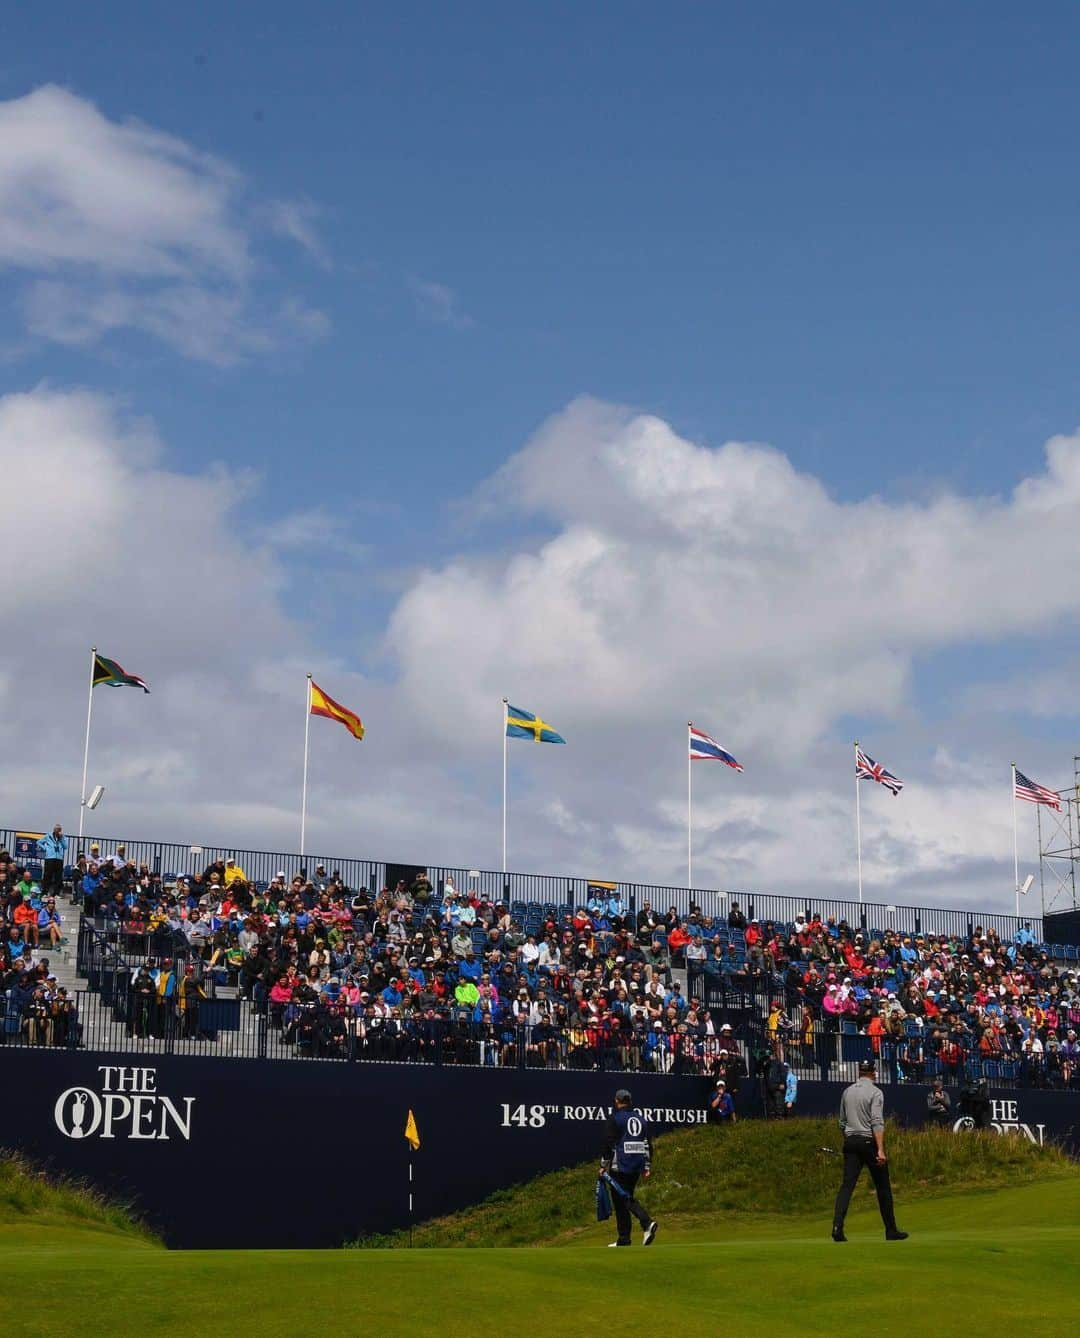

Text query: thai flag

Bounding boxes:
[689,725,743,770]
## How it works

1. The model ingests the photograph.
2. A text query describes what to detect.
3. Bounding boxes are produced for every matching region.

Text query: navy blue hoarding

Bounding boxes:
[2,1051,1076,1249]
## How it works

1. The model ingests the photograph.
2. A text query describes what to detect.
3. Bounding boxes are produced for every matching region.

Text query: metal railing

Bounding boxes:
[0,824,1043,944]
[4,981,1077,1095]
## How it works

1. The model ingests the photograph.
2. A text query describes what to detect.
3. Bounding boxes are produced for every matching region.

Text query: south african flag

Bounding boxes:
[93,652,150,693]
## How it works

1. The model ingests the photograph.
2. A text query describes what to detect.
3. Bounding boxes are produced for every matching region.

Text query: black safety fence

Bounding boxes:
[5,980,1076,1095]
[2,824,1042,946]
[0,988,730,1073]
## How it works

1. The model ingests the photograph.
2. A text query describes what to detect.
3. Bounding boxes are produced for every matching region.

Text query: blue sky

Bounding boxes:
[1,4,1078,910]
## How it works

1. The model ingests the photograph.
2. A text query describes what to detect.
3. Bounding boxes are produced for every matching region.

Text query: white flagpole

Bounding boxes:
[78,646,97,839]
[501,698,509,874]
[854,740,863,904]
[1011,762,1019,916]
[687,721,693,890]
[300,674,312,858]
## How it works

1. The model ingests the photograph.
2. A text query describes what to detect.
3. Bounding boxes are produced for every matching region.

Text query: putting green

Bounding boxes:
[6,1178,1078,1338]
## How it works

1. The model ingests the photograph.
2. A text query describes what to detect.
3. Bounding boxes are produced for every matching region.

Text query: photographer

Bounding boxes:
[925,1077,952,1127]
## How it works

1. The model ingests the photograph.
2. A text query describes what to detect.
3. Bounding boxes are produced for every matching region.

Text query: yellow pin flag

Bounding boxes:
[404,1109,420,1151]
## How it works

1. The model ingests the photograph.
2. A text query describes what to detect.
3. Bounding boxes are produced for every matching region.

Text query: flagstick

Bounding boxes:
[687,721,693,890]
[78,646,97,839]
[502,697,509,874]
[854,740,863,904]
[300,674,312,858]
[1011,762,1020,917]
[409,1157,414,1248]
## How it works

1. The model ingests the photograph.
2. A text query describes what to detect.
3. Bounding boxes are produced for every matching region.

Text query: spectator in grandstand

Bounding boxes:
[40,825,67,899]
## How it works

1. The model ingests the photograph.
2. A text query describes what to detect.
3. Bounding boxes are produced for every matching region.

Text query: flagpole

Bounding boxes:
[408,1155,414,1248]
[854,740,863,904]
[1011,762,1019,917]
[502,698,509,874]
[300,674,312,858]
[687,721,693,890]
[78,647,97,839]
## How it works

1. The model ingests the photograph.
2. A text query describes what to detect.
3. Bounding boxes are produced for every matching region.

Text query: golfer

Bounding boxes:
[831,1057,908,1242]
[599,1088,659,1247]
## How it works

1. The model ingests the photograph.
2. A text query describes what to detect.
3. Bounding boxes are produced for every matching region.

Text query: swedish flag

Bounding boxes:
[505,703,566,745]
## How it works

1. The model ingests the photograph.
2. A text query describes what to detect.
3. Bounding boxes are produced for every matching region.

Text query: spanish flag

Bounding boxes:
[404,1109,420,1151]
[309,680,364,740]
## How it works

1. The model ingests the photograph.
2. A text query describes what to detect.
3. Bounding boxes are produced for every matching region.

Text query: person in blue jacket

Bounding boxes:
[599,1088,659,1247]
[709,1078,737,1123]
[784,1064,798,1116]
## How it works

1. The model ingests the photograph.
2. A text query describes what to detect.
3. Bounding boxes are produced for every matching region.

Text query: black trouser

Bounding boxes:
[832,1136,898,1233]
[609,1170,652,1244]
[43,859,64,898]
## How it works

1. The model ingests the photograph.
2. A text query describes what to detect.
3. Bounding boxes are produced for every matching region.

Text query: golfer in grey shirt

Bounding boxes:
[831,1057,908,1242]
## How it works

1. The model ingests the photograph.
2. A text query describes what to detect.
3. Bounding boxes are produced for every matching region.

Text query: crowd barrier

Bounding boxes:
[6,978,1076,1096]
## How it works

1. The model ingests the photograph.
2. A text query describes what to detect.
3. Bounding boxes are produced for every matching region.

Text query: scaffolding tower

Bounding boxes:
[1038,756,1080,917]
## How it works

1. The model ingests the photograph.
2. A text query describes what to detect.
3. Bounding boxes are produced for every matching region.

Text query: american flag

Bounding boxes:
[855,745,903,796]
[1014,768,1061,811]
[689,725,743,770]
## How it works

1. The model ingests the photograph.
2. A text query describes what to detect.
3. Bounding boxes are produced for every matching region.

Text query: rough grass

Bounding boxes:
[352,1117,1077,1248]
[0,1150,159,1245]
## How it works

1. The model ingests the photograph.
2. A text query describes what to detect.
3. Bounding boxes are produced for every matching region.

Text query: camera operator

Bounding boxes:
[26,985,53,1046]
[958,1076,992,1129]
[51,987,77,1048]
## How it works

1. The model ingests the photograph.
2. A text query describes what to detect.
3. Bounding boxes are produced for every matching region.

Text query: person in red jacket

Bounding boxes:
[667,924,693,963]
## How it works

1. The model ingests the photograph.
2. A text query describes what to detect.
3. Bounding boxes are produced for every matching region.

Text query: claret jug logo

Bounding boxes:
[953,1098,1045,1145]
[55,1067,195,1142]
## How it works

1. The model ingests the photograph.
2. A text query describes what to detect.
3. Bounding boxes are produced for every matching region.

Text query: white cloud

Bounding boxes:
[265,199,331,268]
[407,276,474,330]
[385,398,1080,906]
[2,387,1075,914]
[965,666,1080,719]
[0,85,328,363]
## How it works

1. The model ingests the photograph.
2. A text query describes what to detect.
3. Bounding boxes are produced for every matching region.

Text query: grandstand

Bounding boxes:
[3,824,1077,1096]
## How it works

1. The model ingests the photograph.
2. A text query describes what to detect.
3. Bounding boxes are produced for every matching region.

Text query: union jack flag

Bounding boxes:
[855,745,903,796]
[1014,768,1061,811]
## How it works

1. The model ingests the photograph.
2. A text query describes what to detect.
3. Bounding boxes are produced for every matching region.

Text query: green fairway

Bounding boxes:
[5,1119,1080,1338]
[6,1178,1079,1338]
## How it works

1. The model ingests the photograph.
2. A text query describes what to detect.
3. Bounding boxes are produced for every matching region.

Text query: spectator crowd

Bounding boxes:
[4,837,1080,1095]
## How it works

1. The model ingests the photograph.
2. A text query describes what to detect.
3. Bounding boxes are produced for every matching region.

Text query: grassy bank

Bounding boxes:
[0,1151,159,1247]
[353,1117,1077,1247]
